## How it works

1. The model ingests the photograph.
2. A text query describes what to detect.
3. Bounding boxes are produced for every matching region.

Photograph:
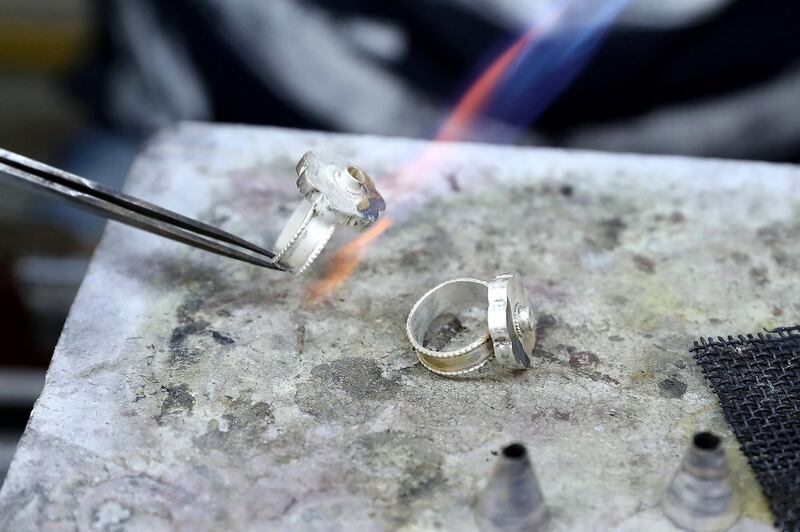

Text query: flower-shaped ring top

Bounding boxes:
[273,151,386,274]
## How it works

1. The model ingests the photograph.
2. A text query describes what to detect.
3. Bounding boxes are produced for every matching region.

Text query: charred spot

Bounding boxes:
[168,320,209,366]
[535,313,558,341]
[155,383,196,424]
[633,254,656,274]
[569,351,600,368]
[210,330,235,345]
[659,377,687,399]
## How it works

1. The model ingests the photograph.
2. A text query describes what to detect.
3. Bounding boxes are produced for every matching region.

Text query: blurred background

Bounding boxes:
[1,0,799,483]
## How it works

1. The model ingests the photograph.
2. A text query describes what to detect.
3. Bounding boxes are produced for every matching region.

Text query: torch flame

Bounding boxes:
[304,19,557,304]
[436,19,558,142]
[305,217,393,304]
[304,0,620,303]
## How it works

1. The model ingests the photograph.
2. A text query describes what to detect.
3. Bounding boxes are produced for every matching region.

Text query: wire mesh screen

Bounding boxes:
[691,326,800,531]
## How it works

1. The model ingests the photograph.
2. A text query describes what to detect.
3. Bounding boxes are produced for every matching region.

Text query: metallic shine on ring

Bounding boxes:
[273,151,386,274]
[407,272,537,376]
[407,278,494,375]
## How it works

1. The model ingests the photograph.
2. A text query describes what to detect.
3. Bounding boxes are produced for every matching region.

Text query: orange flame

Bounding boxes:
[437,29,540,142]
[305,11,563,303]
[305,217,393,304]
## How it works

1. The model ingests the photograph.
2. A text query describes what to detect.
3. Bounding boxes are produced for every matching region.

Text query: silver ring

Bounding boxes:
[407,272,537,376]
[273,152,386,274]
[406,278,494,375]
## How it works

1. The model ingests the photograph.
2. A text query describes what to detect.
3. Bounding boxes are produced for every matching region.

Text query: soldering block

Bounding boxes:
[1,123,791,530]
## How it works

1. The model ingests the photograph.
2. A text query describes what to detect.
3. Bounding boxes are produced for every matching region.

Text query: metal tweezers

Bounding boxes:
[0,148,284,271]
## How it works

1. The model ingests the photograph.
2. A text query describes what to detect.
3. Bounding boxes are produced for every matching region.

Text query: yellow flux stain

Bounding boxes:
[618,276,706,333]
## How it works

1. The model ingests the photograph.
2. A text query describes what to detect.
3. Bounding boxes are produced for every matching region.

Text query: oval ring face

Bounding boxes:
[488,272,536,369]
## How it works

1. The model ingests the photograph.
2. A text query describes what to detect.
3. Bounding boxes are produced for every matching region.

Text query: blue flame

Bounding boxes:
[467,0,630,142]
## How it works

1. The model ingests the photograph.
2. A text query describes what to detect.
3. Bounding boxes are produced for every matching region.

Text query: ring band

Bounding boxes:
[273,198,335,275]
[406,278,494,375]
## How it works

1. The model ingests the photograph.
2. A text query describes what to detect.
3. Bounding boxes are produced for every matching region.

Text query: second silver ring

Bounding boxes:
[406,272,537,376]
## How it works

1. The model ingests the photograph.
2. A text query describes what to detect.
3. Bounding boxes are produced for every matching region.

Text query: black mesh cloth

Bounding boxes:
[691,326,800,531]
